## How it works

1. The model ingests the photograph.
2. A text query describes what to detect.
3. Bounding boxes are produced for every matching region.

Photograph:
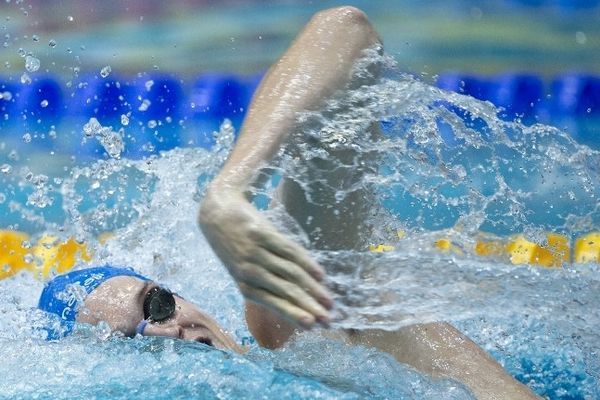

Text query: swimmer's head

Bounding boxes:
[38,266,242,351]
[37,266,149,339]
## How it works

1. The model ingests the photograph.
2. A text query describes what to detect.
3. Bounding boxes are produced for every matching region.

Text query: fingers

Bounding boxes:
[253,247,333,310]
[258,267,330,324]
[257,228,326,281]
[240,284,319,329]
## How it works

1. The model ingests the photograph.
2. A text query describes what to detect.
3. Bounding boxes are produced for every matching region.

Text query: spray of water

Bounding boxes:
[0,51,598,398]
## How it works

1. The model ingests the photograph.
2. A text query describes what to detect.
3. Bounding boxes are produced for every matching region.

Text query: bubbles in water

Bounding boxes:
[48,39,56,48]
[147,120,157,129]
[32,34,39,42]
[120,114,129,126]
[24,55,40,72]
[40,99,48,108]
[145,80,154,91]
[22,133,31,143]
[0,91,11,101]
[100,65,111,78]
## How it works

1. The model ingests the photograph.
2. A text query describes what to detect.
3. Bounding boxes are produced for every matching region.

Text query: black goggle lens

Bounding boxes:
[143,287,176,322]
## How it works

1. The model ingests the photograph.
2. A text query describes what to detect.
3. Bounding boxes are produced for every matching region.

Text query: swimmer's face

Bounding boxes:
[76,276,242,352]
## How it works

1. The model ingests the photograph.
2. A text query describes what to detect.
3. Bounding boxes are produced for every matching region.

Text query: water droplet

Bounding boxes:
[48,39,57,48]
[40,99,48,108]
[23,253,34,263]
[138,99,151,112]
[20,72,31,84]
[83,117,101,137]
[120,114,129,126]
[17,47,26,57]
[48,128,57,139]
[22,133,31,143]
[83,117,124,158]
[25,55,40,72]
[21,240,31,249]
[32,34,39,42]
[147,120,157,129]
[145,80,154,91]
[100,65,111,78]
[0,91,11,100]
[67,15,74,22]
[141,142,155,152]
[0,164,12,175]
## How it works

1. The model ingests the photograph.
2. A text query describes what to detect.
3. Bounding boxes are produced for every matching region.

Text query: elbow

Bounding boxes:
[312,6,369,26]
[309,6,382,50]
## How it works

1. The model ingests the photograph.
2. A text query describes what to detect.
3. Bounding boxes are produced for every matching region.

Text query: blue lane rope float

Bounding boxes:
[69,73,136,122]
[551,73,600,116]
[436,71,600,119]
[0,72,599,157]
[504,0,600,10]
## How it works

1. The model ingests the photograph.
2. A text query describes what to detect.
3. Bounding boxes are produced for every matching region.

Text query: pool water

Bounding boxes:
[1,2,599,400]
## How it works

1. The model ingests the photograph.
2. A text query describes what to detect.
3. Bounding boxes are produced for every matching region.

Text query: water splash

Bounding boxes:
[82,118,124,159]
[0,52,598,397]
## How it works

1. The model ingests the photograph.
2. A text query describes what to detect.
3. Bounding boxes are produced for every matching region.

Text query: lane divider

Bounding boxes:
[0,231,91,280]
[0,228,598,281]
[369,231,599,268]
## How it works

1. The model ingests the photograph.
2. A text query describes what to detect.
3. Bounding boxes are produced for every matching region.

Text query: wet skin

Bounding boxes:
[76,276,243,352]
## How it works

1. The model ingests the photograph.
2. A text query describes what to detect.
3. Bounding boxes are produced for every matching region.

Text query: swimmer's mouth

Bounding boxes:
[195,337,214,347]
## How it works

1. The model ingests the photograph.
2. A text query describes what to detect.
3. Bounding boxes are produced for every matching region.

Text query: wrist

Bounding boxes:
[199,182,243,225]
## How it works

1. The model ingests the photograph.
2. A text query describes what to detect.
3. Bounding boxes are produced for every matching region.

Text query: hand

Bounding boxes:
[199,188,333,329]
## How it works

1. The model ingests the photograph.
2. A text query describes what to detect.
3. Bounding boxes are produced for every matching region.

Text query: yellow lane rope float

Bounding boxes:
[0,228,598,281]
[0,231,92,280]
[369,230,599,268]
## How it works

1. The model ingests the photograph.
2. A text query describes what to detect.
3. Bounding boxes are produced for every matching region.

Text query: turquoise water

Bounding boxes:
[1,2,599,399]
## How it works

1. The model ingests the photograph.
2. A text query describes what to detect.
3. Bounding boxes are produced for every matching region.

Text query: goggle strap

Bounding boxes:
[135,319,148,336]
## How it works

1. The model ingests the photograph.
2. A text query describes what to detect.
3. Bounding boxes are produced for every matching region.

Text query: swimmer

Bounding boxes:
[37,7,539,400]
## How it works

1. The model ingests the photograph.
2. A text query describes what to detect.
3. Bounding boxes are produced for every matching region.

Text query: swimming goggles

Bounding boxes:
[135,286,176,336]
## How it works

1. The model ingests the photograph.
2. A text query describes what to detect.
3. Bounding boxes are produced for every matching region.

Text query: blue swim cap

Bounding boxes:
[37,265,149,340]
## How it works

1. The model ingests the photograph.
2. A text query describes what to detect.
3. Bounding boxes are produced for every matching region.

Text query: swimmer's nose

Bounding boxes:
[141,322,182,339]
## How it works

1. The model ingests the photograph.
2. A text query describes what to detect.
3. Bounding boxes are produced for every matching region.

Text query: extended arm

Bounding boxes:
[199,6,381,329]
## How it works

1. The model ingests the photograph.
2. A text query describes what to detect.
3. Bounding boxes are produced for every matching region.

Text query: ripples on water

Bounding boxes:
[0,53,598,399]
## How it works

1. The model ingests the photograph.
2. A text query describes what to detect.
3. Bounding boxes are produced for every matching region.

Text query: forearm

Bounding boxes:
[346,323,540,400]
[210,6,382,193]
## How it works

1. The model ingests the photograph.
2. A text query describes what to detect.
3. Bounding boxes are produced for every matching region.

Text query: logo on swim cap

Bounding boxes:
[37,265,149,340]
